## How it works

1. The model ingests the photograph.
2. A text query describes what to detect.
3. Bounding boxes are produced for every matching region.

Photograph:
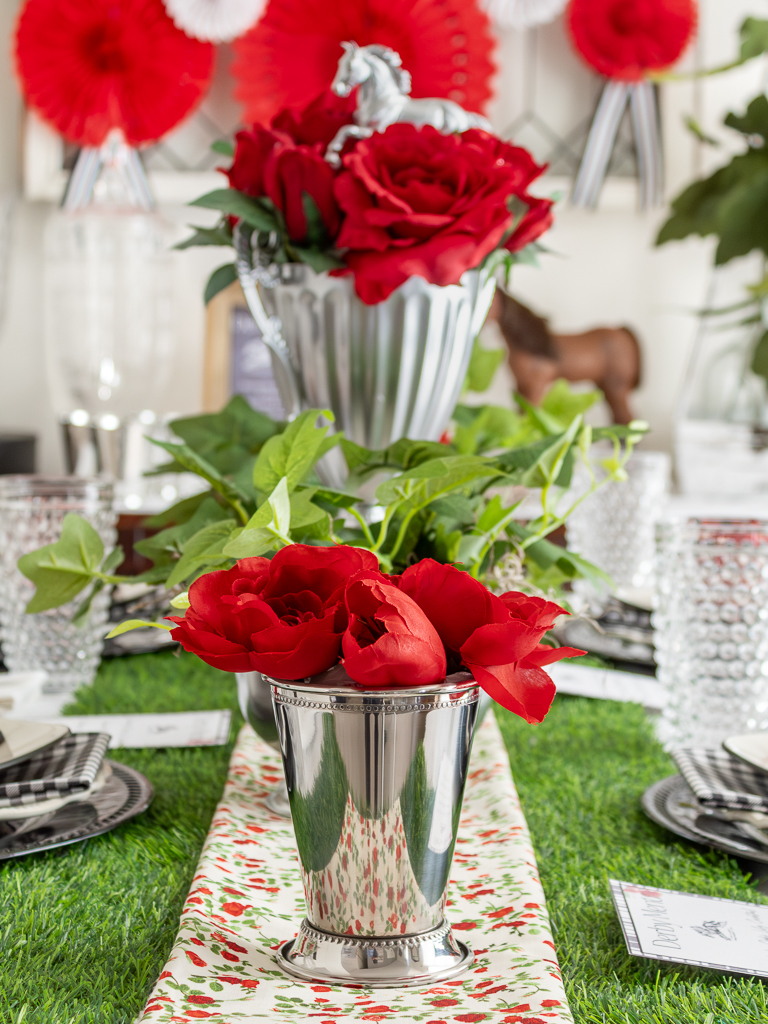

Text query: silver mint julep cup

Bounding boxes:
[268,669,480,987]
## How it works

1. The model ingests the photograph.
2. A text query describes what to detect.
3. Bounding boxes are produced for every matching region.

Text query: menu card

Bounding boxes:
[610,879,768,978]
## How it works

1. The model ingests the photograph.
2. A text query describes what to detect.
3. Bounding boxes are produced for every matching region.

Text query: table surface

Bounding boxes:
[1,649,767,1024]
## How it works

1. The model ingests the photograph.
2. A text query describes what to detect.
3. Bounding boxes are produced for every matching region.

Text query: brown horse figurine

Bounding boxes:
[488,291,641,424]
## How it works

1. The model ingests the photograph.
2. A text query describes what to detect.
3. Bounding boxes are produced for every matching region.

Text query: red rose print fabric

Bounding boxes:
[137,715,572,1023]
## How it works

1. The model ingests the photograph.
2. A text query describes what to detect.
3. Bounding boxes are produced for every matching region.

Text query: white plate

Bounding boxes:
[0,717,71,770]
[723,732,768,774]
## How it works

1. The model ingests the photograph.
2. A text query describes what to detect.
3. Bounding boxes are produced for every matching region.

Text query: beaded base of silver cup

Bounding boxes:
[277,919,473,988]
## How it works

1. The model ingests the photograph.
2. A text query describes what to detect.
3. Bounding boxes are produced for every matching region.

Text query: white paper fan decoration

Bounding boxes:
[481,0,567,30]
[163,0,266,44]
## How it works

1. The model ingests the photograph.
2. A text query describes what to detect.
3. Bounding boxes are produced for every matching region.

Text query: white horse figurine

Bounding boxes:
[325,41,492,166]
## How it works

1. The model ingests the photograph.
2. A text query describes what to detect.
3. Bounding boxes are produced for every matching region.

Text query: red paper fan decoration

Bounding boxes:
[14,0,214,147]
[232,0,496,128]
[567,0,697,81]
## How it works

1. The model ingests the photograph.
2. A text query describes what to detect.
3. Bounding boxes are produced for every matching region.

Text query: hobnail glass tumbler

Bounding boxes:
[654,519,768,749]
[0,476,116,693]
[567,449,670,605]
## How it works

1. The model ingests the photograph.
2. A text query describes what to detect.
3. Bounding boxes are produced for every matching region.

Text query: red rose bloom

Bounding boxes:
[342,574,446,687]
[271,89,357,149]
[333,124,551,304]
[264,142,341,242]
[225,126,341,243]
[398,560,583,723]
[457,131,553,254]
[225,124,279,198]
[169,544,379,679]
[567,0,697,81]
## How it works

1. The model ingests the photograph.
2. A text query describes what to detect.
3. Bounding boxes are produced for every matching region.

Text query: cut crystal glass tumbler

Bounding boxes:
[0,476,116,693]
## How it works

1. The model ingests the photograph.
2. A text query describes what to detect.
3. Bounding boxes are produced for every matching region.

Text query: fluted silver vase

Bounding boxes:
[268,668,480,987]
[235,230,496,485]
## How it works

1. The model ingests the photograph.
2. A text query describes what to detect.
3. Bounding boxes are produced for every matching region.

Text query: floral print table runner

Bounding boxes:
[138,713,572,1024]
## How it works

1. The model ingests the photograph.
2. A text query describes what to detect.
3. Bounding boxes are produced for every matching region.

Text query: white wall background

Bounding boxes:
[0,0,763,470]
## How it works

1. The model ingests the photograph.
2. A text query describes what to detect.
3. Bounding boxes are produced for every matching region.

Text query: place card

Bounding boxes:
[610,879,768,978]
[39,710,232,749]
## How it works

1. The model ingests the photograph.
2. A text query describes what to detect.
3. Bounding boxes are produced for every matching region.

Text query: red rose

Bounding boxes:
[333,124,550,304]
[272,89,357,149]
[505,194,553,253]
[342,574,446,687]
[225,126,341,243]
[398,560,583,723]
[456,131,553,255]
[264,142,341,242]
[169,544,378,679]
[226,125,281,197]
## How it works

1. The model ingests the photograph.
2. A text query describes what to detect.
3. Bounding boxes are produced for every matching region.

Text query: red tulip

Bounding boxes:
[399,560,583,723]
[342,574,446,687]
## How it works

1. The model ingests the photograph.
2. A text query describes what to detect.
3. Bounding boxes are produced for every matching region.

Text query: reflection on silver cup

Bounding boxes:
[235,671,290,817]
[270,669,479,987]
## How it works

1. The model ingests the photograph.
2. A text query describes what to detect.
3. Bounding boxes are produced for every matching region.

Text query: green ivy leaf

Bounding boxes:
[106,619,173,639]
[375,455,501,509]
[291,246,346,273]
[465,337,505,393]
[301,192,328,249]
[190,189,278,233]
[541,378,602,426]
[221,527,279,560]
[452,404,529,455]
[210,139,234,157]
[520,416,582,489]
[136,497,232,568]
[507,521,610,586]
[174,222,234,251]
[713,166,768,264]
[149,439,250,519]
[253,409,338,495]
[167,395,280,476]
[725,94,768,141]
[166,520,240,588]
[18,514,105,613]
[204,263,238,304]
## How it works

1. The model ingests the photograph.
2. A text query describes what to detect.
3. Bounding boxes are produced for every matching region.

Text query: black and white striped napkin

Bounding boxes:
[672,748,768,812]
[0,733,110,809]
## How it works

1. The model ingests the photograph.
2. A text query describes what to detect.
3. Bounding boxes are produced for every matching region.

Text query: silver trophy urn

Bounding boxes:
[268,669,479,987]
[235,230,496,485]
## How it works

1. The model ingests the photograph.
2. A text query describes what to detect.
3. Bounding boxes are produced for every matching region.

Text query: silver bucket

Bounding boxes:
[235,230,496,485]
[269,668,479,987]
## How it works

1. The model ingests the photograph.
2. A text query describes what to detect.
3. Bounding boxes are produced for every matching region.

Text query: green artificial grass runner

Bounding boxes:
[0,651,767,1024]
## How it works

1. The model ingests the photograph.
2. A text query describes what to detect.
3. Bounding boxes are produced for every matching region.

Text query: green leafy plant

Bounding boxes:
[656,17,768,384]
[17,384,647,627]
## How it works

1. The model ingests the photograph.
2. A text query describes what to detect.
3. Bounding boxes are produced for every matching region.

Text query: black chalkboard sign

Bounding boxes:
[203,281,285,419]
[229,307,285,420]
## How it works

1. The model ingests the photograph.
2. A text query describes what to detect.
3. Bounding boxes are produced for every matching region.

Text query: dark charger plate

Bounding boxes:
[642,774,768,864]
[0,760,153,860]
